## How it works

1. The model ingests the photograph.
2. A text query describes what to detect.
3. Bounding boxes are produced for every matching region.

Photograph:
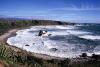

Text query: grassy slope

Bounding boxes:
[0,42,70,67]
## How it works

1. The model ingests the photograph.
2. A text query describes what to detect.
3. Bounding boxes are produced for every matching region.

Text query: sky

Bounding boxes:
[0,0,100,23]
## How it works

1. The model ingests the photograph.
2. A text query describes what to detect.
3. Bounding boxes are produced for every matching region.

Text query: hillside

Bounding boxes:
[0,18,74,36]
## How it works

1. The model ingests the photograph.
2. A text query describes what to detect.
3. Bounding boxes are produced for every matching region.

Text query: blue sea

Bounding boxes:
[7,24,100,58]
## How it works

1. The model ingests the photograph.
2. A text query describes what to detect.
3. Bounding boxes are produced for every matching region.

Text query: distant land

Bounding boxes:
[0,16,100,23]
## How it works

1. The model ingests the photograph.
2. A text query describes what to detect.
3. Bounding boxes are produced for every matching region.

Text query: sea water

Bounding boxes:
[7,24,100,58]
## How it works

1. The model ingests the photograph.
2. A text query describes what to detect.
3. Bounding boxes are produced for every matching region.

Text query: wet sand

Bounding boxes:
[0,29,18,42]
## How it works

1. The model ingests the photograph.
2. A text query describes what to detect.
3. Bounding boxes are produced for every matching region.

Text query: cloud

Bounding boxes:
[48,7,100,11]
[0,2,99,23]
[47,2,100,11]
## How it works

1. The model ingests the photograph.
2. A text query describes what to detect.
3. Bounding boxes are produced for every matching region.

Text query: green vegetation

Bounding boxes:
[0,18,73,36]
[0,42,100,67]
[0,42,70,67]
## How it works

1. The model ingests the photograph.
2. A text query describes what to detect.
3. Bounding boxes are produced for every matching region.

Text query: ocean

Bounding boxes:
[7,24,100,58]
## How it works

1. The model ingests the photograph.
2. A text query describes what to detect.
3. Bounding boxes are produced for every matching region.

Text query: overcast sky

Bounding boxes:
[0,0,100,23]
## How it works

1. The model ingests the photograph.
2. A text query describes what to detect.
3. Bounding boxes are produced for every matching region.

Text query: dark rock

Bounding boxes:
[50,48,58,51]
[38,30,43,36]
[81,53,87,57]
[25,44,29,46]
[91,54,99,60]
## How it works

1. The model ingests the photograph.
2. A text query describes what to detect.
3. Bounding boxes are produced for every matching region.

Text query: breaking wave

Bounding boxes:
[7,25,100,58]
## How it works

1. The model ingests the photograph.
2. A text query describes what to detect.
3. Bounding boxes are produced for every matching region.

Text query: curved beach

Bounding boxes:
[5,25,100,59]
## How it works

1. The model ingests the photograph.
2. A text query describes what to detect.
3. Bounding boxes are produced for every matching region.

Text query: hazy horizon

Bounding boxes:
[0,0,100,23]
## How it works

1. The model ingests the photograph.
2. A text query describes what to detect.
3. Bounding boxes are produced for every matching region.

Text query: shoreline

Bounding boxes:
[0,27,66,60]
[1,26,99,60]
[0,29,18,42]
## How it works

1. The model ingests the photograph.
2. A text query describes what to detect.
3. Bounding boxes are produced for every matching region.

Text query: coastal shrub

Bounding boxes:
[0,43,71,67]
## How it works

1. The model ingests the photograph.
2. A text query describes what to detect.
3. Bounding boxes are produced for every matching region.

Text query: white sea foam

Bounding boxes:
[7,25,98,58]
[56,25,75,29]
[79,35,100,40]
[67,30,90,35]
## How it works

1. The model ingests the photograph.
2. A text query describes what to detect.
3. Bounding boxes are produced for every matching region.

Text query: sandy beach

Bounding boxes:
[0,28,66,60]
[0,29,18,42]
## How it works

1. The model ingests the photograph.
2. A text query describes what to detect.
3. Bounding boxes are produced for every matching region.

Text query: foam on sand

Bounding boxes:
[7,25,99,58]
